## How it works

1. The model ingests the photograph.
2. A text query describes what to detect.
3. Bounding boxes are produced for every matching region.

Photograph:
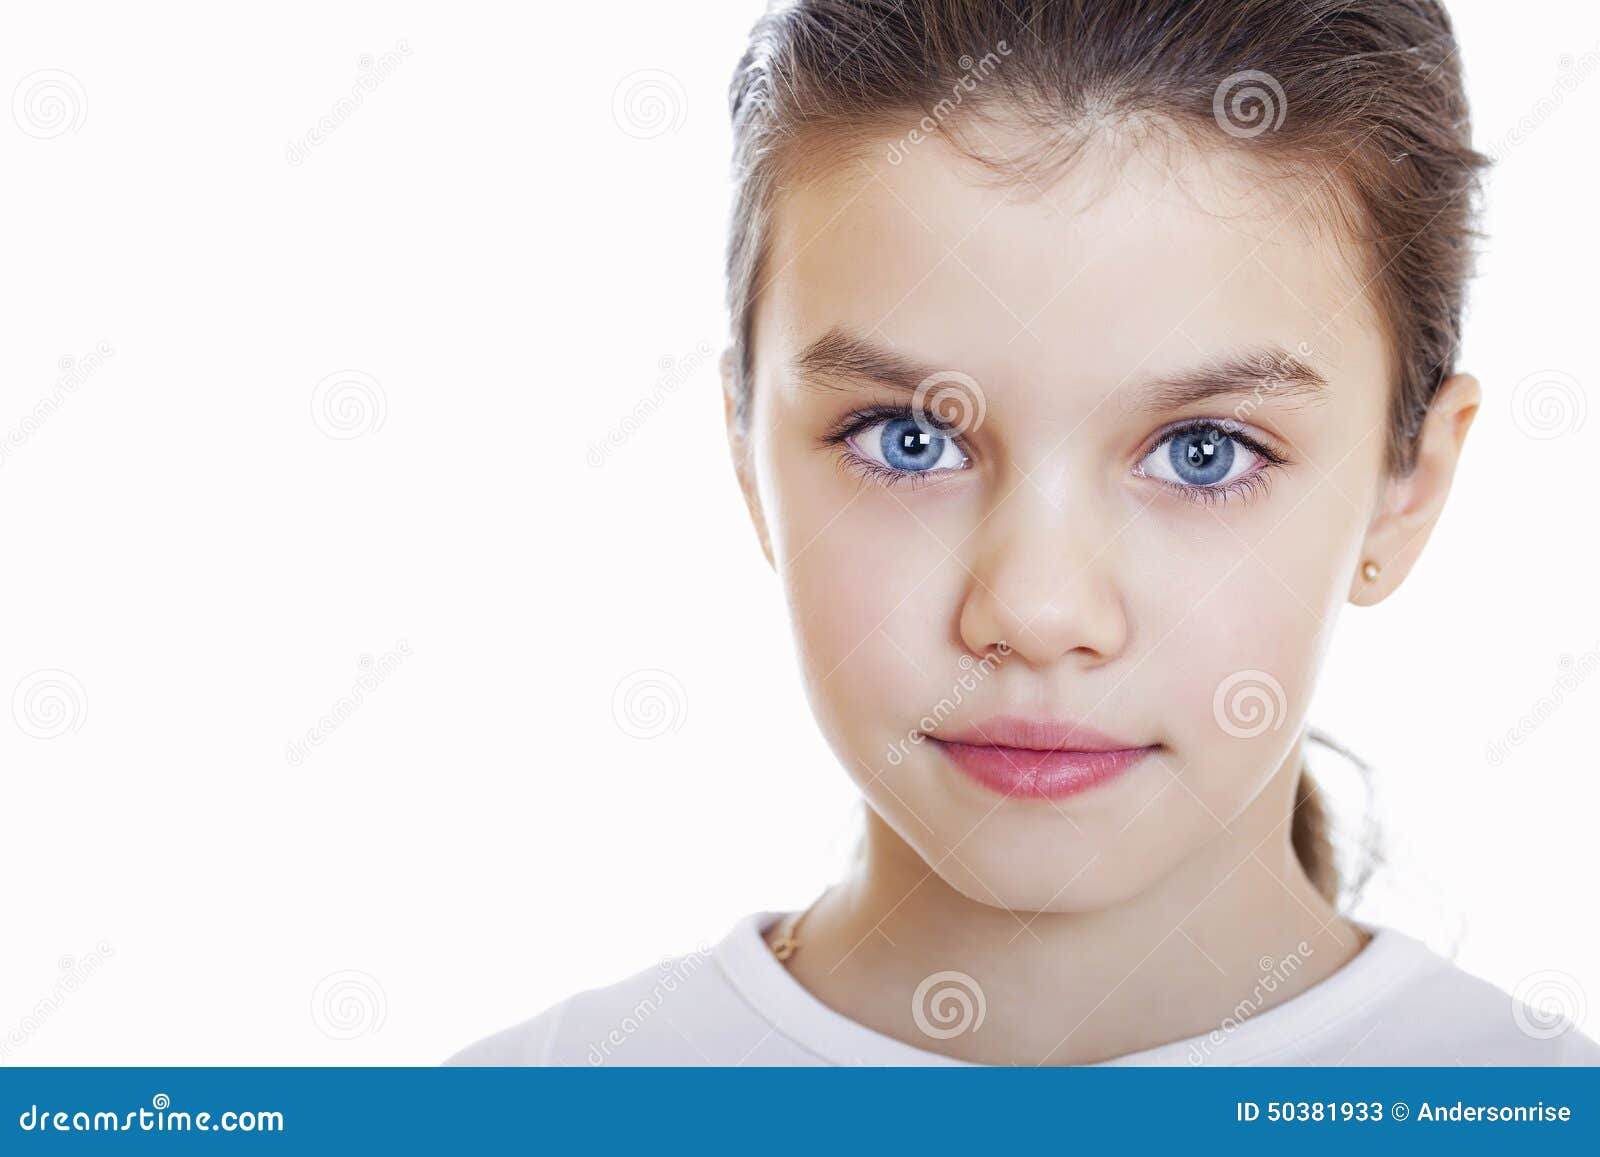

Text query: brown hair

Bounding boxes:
[725,0,1489,904]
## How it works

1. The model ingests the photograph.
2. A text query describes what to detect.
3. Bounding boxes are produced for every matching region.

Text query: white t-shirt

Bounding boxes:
[444,910,1600,1066]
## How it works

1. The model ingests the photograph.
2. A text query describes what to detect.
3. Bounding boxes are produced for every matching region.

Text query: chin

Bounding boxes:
[940,840,1169,914]
[872,801,1170,914]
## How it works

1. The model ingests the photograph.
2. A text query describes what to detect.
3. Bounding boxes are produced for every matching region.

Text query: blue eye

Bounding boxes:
[848,415,968,474]
[1139,423,1261,491]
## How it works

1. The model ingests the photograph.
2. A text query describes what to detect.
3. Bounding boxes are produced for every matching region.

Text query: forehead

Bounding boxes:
[755,127,1385,402]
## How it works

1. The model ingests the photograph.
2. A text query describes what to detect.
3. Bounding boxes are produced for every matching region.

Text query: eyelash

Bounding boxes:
[819,404,967,492]
[1139,419,1289,508]
[820,408,1289,505]
[1151,468,1275,508]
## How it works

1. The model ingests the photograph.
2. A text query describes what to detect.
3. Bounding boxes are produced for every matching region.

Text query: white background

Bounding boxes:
[1,1,1596,1064]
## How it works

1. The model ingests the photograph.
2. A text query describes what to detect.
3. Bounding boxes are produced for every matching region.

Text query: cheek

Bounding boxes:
[1124,524,1330,785]
[1131,461,1370,743]
[781,494,962,704]
[1165,586,1317,744]
[759,437,974,733]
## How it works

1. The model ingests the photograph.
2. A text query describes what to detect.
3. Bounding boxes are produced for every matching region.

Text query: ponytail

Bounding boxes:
[1294,728,1383,908]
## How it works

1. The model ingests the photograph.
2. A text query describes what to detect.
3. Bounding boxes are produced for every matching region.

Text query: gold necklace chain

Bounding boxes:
[767,887,831,963]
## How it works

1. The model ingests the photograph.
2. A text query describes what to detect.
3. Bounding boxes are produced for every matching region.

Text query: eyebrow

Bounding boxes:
[792,327,1330,411]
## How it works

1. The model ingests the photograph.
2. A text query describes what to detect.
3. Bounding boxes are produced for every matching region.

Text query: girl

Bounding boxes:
[450,0,1599,1065]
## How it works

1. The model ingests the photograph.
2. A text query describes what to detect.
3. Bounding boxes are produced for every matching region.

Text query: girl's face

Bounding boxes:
[730,127,1415,912]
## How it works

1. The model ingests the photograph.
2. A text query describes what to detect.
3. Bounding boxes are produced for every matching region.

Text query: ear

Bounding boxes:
[722,346,775,569]
[1349,371,1480,606]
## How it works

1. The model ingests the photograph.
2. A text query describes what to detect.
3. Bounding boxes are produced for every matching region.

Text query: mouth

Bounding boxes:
[929,715,1161,800]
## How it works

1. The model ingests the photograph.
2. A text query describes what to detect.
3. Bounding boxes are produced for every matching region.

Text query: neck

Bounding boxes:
[783,746,1369,1065]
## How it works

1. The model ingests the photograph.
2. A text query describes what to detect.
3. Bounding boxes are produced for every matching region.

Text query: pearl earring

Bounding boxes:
[1361,560,1381,582]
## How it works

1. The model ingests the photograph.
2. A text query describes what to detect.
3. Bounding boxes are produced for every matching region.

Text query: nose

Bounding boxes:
[957,483,1129,669]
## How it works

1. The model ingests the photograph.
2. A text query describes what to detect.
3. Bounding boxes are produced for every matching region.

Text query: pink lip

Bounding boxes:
[931,715,1160,800]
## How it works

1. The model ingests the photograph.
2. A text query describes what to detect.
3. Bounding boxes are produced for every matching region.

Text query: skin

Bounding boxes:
[721,118,1480,1065]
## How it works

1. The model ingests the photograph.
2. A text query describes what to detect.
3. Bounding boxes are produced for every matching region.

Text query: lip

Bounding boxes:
[931,715,1160,800]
